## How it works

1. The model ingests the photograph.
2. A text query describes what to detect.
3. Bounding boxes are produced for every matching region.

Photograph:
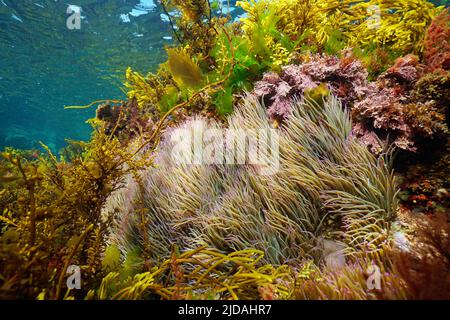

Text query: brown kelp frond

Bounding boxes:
[0,127,154,299]
[107,93,398,269]
[93,247,293,300]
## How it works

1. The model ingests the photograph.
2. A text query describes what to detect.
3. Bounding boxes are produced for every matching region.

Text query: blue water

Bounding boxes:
[0,0,446,152]
[0,0,176,151]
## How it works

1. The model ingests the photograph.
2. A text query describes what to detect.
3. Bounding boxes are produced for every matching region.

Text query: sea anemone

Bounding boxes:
[105,94,398,267]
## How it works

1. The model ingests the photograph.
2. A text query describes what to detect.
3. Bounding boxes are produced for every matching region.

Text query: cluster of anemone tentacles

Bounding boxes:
[104,94,398,268]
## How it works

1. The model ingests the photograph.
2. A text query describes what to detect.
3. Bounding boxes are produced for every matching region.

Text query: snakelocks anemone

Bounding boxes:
[105,94,398,267]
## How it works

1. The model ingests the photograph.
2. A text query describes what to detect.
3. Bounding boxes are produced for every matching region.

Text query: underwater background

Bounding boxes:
[0,0,244,152]
[0,0,449,300]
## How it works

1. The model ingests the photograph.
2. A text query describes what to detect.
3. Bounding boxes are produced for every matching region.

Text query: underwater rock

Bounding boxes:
[2,125,39,150]
[393,231,410,252]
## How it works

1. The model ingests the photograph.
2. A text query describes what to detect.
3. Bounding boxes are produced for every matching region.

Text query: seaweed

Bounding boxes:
[91,248,293,300]
[0,126,153,299]
[424,8,450,73]
[392,213,450,299]
[252,53,370,121]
